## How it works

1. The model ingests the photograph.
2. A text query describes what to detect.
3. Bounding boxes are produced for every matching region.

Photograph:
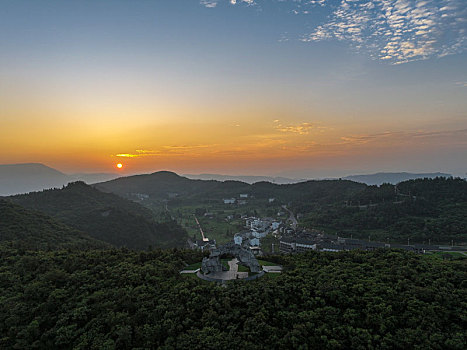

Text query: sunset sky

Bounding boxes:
[1,0,466,178]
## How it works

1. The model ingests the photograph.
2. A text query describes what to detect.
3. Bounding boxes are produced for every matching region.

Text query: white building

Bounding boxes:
[223,198,236,204]
[250,237,260,246]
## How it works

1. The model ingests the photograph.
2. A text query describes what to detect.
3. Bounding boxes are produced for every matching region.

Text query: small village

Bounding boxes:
[186,193,467,257]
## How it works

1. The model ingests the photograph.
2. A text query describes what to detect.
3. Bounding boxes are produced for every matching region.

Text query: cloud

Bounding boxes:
[115,153,141,158]
[201,1,466,64]
[275,122,314,135]
[115,150,161,158]
[301,0,467,64]
[226,0,256,5]
[340,129,467,145]
[200,0,218,8]
[114,145,215,158]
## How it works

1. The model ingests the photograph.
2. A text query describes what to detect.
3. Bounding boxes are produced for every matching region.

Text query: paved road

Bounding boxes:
[194,215,209,242]
[282,205,298,230]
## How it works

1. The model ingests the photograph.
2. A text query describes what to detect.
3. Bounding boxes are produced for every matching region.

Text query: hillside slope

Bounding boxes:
[297,177,467,244]
[8,182,188,249]
[0,199,107,250]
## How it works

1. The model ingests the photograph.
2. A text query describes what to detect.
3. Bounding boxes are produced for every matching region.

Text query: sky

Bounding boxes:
[1,0,466,178]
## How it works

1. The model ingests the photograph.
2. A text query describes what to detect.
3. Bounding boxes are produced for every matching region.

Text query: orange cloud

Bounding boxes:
[274,122,314,135]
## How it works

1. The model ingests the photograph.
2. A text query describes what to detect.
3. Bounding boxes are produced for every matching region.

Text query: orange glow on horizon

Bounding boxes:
[116,163,123,169]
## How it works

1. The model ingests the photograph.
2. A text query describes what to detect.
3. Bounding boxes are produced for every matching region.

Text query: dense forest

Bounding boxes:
[294,178,467,244]
[7,182,188,249]
[0,199,107,250]
[0,247,465,349]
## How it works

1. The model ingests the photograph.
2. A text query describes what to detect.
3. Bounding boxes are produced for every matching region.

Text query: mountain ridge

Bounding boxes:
[8,181,188,249]
[342,172,452,185]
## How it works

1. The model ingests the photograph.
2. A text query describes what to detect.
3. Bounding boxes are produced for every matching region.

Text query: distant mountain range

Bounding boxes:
[0,163,456,196]
[95,170,366,203]
[342,172,452,185]
[0,163,119,196]
[184,173,305,184]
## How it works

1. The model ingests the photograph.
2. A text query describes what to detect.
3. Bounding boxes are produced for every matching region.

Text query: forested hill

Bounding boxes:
[343,172,452,185]
[0,199,107,250]
[0,248,465,349]
[8,182,188,249]
[94,171,366,202]
[297,177,467,244]
[94,172,466,244]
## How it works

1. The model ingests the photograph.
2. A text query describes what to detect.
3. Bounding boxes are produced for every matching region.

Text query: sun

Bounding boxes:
[116,163,123,169]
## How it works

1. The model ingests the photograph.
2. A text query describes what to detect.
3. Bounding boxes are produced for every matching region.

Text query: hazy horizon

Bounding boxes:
[0,161,461,180]
[1,1,466,177]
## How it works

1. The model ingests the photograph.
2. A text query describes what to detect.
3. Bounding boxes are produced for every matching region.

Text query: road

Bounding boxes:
[282,205,298,230]
[194,215,209,242]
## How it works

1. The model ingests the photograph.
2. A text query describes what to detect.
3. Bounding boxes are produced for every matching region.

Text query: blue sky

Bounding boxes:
[0,0,466,177]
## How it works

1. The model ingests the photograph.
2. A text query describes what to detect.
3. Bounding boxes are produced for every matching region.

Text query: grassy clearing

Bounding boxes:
[263,272,282,279]
[237,264,249,272]
[184,262,202,270]
[221,259,230,270]
[257,259,277,266]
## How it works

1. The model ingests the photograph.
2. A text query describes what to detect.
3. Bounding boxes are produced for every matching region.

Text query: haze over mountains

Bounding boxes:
[183,173,306,184]
[0,163,119,196]
[0,163,457,196]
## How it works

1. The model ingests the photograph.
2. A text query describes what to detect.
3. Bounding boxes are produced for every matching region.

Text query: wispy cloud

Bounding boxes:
[114,145,214,158]
[200,0,218,8]
[228,0,256,5]
[115,150,161,158]
[301,0,467,64]
[340,129,467,145]
[274,122,314,135]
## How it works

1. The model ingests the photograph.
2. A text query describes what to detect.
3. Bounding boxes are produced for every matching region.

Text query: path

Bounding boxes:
[208,258,248,280]
[282,205,298,230]
[194,215,209,242]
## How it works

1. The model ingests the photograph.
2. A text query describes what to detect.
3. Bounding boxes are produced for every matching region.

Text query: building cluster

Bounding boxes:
[279,231,460,254]
[223,193,250,205]
[186,237,216,251]
[231,217,282,256]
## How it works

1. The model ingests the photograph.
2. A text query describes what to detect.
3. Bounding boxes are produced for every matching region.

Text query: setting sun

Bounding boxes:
[116,163,123,169]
